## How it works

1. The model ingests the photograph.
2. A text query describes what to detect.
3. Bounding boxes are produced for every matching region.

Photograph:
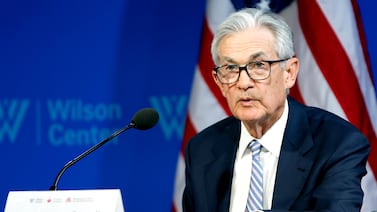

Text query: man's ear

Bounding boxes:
[284,57,299,89]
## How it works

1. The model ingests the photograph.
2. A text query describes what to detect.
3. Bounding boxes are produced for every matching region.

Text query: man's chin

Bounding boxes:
[234,109,261,121]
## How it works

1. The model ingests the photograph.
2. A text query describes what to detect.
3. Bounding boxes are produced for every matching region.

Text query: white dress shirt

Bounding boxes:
[229,100,289,212]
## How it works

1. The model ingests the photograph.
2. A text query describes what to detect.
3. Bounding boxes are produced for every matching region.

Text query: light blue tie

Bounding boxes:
[246,140,263,211]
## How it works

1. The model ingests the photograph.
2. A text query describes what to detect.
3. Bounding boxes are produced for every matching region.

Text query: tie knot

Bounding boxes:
[249,140,261,156]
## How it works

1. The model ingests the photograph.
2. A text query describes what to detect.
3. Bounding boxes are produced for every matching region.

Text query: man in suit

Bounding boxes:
[182,8,370,212]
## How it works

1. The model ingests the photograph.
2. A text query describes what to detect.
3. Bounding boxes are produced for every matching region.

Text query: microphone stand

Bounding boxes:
[49,122,135,191]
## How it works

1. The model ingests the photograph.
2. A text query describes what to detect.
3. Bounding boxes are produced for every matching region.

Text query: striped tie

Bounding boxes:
[246,140,263,211]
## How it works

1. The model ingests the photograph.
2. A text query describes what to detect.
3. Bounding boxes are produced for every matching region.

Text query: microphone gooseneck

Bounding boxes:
[49,108,159,191]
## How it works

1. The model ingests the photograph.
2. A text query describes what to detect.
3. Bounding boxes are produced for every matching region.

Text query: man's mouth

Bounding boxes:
[239,97,256,106]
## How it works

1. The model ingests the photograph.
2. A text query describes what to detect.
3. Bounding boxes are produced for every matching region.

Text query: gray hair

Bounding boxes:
[211,8,295,66]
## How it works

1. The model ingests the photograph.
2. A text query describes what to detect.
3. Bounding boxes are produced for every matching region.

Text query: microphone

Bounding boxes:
[49,108,159,191]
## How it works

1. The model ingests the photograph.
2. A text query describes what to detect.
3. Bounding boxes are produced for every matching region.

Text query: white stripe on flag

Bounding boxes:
[172,154,185,212]
[188,66,227,132]
[206,0,235,33]
[318,0,377,132]
[280,2,347,117]
[362,164,377,212]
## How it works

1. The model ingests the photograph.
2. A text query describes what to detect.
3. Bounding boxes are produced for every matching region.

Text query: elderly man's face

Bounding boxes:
[213,26,299,132]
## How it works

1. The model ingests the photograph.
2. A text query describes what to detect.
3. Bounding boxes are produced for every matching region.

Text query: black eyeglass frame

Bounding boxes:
[213,58,291,84]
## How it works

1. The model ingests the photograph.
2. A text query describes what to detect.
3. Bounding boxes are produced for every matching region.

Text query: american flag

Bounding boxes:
[172,0,377,211]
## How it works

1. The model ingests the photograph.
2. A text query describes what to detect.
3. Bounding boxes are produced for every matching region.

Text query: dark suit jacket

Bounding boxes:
[183,97,370,212]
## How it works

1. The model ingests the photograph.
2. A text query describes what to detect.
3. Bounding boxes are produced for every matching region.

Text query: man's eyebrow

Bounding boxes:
[221,52,268,64]
[222,57,237,64]
[249,52,266,60]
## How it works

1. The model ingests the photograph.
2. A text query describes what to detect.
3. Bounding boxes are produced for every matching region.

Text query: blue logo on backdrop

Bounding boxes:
[47,99,122,122]
[46,99,123,147]
[0,98,123,147]
[0,99,30,143]
[150,95,187,141]
[0,96,188,146]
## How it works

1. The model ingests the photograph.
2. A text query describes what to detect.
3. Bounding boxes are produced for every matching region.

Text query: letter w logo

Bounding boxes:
[150,95,187,141]
[0,99,30,143]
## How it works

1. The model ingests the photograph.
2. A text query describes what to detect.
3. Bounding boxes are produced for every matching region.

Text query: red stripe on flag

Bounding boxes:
[198,19,231,115]
[172,203,177,212]
[297,1,377,176]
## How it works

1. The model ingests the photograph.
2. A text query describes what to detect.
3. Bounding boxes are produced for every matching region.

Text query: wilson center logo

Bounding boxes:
[150,95,187,141]
[0,99,30,144]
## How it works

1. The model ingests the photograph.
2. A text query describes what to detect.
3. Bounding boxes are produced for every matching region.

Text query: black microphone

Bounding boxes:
[49,108,159,191]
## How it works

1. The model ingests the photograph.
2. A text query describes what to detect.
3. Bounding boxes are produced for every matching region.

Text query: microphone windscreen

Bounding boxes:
[131,108,159,130]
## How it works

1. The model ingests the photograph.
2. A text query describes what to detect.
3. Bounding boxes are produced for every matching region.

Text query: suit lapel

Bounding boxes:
[197,99,315,211]
[203,118,240,212]
[272,98,314,209]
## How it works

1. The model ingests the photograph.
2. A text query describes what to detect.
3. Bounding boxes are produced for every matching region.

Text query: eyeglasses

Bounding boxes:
[213,58,290,84]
